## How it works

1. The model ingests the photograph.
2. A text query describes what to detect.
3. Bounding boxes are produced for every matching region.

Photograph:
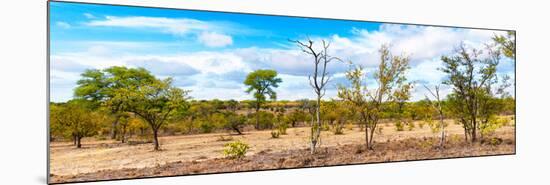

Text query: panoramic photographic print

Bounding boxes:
[48,1,516,184]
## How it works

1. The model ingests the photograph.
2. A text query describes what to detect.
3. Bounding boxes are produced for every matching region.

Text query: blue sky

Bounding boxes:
[49,1,514,102]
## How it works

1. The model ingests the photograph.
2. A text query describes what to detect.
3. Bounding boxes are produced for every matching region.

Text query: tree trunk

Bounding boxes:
[233,127,242,135]
[365,126,369,149]
[471,117,477,142]
[121,126,127,143]
[153,129,160,151]
[255,103,260,129]
[438,113,445,148]
[110,116,120,139]
[310,97,321,154]
[368,125,376,150]
[76,137,82,148]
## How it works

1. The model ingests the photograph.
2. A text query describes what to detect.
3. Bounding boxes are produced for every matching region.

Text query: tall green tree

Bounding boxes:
[74,67,156,140]
[441,43,509,142]
[244,69,282,129]
[123,78,190,150]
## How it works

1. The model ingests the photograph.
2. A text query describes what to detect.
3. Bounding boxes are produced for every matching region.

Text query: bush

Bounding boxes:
[426,118,448,134]
[418,121,425,129]
[407,122,415,131]
[271,131,280,138]
[321,122,330,131]
[395,121,404,131]
[345,123,354,131]
[276,122,288,135]
[223,141,250,159]
[250,111,275,130]
[480,116,505,137]
[332,124,344,135]
[198,120,215,133]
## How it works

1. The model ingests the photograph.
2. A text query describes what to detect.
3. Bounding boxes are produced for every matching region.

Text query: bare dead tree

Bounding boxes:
[291,38,342,154]
[424,84,446,148]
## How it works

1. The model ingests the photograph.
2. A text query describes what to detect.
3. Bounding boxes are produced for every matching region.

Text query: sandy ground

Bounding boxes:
[50,119,515,177]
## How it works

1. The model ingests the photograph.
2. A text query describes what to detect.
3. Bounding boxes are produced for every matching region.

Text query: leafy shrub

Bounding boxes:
[480,116,505,137]
[407,122,415,131]
[345,122,354,131]
[271,131,280,138]
[418,121,425,129]
[482,137,503,146]
[198,120,215,133]
[418,138,435,149]
[321,122,330,131]
[395,121,404,131]
[426,118,448,134]
[250,111,275,130]
[223,141,250,159]
[332,124,344,135]
[276,122,288,135]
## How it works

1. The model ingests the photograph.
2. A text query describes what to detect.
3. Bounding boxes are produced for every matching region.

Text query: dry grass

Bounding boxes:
[49,118,515,183]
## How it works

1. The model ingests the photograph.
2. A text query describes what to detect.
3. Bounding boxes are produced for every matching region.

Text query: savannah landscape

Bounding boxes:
[49,2,516,184]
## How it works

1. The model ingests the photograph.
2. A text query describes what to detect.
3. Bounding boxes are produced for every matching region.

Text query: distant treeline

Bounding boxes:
[50,97,514,144]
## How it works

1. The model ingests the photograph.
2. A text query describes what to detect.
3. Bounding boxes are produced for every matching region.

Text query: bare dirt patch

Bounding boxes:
[50,119,515,184]
[51,132,514,183]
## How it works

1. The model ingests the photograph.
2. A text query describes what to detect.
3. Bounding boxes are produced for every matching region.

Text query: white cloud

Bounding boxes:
[87,16,209,35]
[83,13,95,19]
[197,32,233,47]
[86,16,237,48]
[50,24,513,102]
[56,21,71,29]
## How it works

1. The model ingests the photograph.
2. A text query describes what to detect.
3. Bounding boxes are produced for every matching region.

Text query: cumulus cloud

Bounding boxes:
[50,24,512,101]
[129,58,200,76]
[198,32,233,47]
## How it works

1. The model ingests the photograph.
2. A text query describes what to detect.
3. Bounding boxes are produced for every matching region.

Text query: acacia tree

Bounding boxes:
[74,67,156,140]
[244,69,282,130]
[441,43,509,142]
[292,39,342,154]
[123,78,190,151]
[338,45,410,150]
[50,101,101,148]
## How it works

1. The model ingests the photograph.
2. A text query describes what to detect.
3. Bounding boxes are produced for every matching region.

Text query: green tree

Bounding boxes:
[338,45,410,150]
[123,78,190,150]
[244,69,282,129]
[286,110,307,127]
[50,101,102,148]
[224,112,247,135]
[493,31,516,59]
[74,67,156,140]
[441,43,509,142]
